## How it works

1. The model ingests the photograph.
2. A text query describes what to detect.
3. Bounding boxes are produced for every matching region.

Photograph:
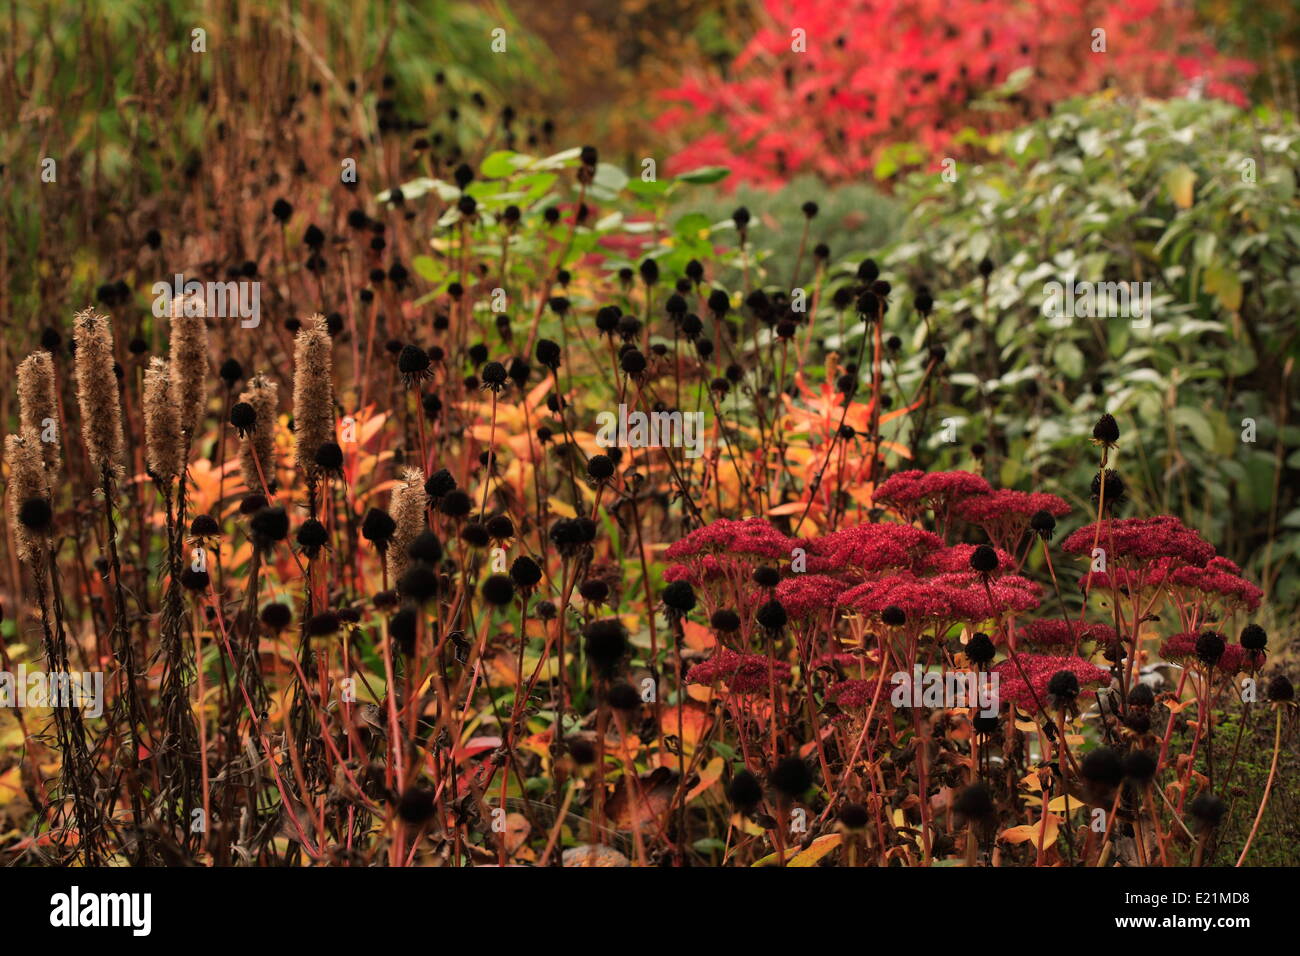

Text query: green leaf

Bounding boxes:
[675,165,730,185]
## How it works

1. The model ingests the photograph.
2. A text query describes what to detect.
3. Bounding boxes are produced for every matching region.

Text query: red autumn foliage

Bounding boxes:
[654,0,1254,186]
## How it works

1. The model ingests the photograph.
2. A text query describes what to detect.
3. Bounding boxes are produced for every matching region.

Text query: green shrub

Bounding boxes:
[872,95,1300,613]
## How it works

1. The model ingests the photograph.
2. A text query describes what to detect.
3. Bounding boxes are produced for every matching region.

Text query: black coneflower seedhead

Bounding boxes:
[595,305,621,335]
[1081,746,1124,789]
[838,803,869,830]
[271,198,293,222]
[230,401,257,437]
[1240,624,1267,651]
[966,632,996,665]
[510,555,543,590]
[731,207,750,229]
[1123,749,1158,785]
[219,358,244,386]
[727,769,764,812]
[969,544,999,574]
[881,605,906,627]
[707,289,730,317]
[303,224,325,249]
[306,611,341,637]
[752,566,780,588]
[18,497,53,532]
[583,618,629,677]
[1188,792,1227,832]
[800,200,819,219]
[508,357,530,387]
[260,602,292,631]
[425,468,457,499]
[485,514,515,540]
[1029,509,1057,539]
[638,258,659,285]
[607,682,641,712]
[408,530,443,566]
[1092,413,1120,447]
[1047,669,1080,703]
[250,506,289,545]
[914,287,933,317]
[478,361,507,392]
[439,489,473,518]
[661,580,696,614]
[977,256,994,279]
[362,507,396,549]
[1267,675,1294,702]
[240,493,268,515]
[314,441,344,477]
[481,574,515,607]
[769,757,812,800]
[536,339,561,371]
[1195,630,1226,667]
[710,609,741,633]
[397,344,431,386]
[953,782,997,823]
[620,349,647,376]
[579,580,609,604]
[1090,469,1127,511]
[189,514,220,537]
[453,162,474,189]
[665,293,687,318]
[1128,683,1155,708]
[397,565,439,604]
[459,521,491,548]
[296,518,330,559]
[586,454,615,482]
[180,567,210,592]
[397,786,436,825]
[755,599,788,632]
[973,712,1001,736]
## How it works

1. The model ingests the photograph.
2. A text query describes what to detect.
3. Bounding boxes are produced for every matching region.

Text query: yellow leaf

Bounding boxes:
[1166,164,1195,209]
[547,496,577,519]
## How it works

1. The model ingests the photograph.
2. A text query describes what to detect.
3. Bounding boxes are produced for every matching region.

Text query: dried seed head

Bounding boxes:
[17,351,60,474]
[73,309,126,481]
[5,429,50,564]
[292,315,335,478]
[168,293,210,439]
[143,357,184,482]
[387,468,429,584]
[239,373,279,493]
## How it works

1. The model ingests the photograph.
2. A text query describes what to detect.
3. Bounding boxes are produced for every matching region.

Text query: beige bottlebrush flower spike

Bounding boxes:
[293,314,335,478]
[169,292,210,440]
[5,428,50,565]
[144,357,184,483]
[239,373,280,495]
[388,467,430,584]
[17,350,61,473]
[73,308,126,482]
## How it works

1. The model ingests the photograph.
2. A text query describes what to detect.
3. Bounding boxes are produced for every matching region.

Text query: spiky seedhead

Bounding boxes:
[143,358,184,483]
[168,293,210,439]
[73,308,126,482]
[239,373,279,493]
[388,467,430,585]
[5,429,50,564]
[17,351,60,473]
[292,315,335,479]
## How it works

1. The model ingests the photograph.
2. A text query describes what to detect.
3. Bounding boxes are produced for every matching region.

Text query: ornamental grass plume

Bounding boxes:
[143,357,184,484]
[293,314,335,480]
[168,292,210,440]
[72,308,126,482]
[17,350,60,473]
[387,467,429,584]
[239,373,279,493]
[5,428,50,564]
